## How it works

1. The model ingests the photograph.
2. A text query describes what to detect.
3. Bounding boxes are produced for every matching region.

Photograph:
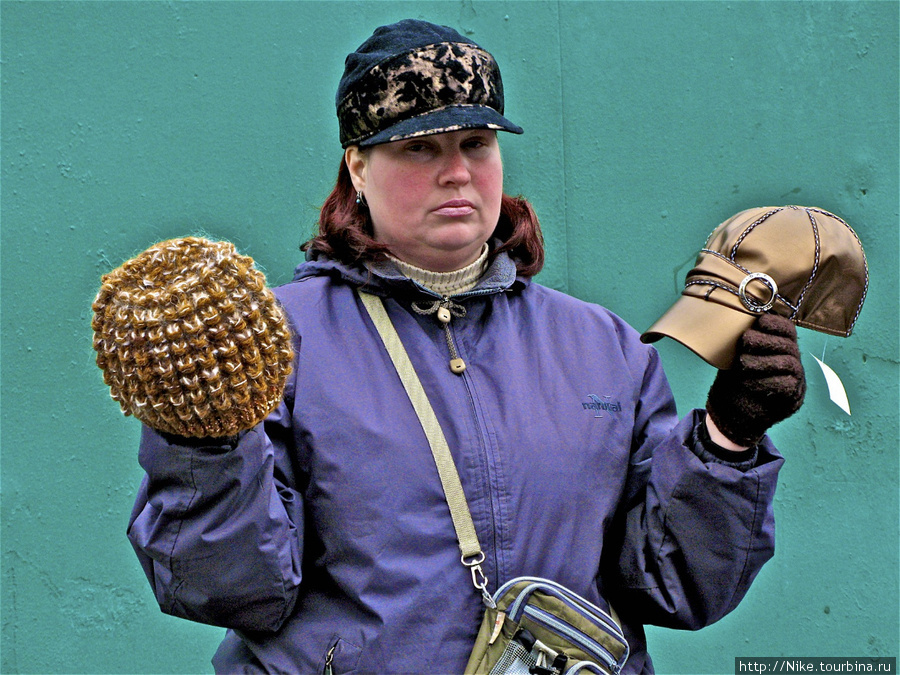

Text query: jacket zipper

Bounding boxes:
[457,331,503,593]
[413,289,505,592]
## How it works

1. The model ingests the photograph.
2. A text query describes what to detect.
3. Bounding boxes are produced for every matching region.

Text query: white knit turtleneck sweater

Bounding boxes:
[390,244,489,296]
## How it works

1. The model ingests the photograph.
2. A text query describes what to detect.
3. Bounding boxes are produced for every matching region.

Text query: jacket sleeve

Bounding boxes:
[606,347,784,630]
[126,392,304,633]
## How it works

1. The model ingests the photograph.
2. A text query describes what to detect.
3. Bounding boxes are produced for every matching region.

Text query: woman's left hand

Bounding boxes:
[705,313,806,448]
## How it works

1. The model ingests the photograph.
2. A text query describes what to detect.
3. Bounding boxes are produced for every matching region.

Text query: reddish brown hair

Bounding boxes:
[302,158,544,277]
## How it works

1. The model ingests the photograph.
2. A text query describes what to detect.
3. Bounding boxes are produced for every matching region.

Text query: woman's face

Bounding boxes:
[346,129,503,273]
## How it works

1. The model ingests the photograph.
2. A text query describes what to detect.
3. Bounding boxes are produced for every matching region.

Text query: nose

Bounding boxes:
[438,148,471,186]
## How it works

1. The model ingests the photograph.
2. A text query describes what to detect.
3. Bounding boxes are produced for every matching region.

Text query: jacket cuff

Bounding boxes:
[158,429,243,451]
[692,412,758,471]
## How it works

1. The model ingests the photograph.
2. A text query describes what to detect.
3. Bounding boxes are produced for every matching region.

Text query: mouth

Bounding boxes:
[433,199,476,217]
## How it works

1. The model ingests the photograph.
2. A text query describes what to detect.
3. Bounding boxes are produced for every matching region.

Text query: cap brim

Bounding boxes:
[641,294,758,370]
[357,105,523,147]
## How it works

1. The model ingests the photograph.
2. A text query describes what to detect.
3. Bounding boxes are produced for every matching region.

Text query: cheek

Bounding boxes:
[371,167,430,214]
[367,169,431,246]
[478,160,504,212]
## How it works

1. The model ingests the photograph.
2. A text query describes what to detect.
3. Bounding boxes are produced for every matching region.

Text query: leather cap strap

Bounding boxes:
[683,249,796,317]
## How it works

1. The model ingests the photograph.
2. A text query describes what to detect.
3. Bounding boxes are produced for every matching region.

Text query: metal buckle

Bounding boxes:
[461,552,495,607]
[461,551,485,568]
[461,552,488,590]
[738,272,778,313]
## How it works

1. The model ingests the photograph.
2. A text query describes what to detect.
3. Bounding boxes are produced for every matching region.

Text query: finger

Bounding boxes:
[737,372,806,396]
[754,313,798,338]
[736,353,805,378]
[739,330,801,358]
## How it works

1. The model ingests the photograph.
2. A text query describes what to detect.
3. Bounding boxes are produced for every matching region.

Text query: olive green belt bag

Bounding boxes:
[359,292,630,675]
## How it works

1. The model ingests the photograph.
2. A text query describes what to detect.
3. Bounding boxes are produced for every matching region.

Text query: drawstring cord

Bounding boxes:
[412,298,467,374]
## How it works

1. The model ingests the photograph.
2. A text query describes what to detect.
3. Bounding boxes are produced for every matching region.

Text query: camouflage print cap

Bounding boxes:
[337,19,523,148]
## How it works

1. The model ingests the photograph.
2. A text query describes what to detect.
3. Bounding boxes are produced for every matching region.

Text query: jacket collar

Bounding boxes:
[294,243,528,300]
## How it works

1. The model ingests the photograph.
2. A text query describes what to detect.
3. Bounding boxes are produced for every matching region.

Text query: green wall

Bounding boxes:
[2,2,897,673]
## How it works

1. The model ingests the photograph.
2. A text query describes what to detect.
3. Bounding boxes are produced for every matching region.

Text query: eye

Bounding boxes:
[461,132,496,153]
[402,140,434,154]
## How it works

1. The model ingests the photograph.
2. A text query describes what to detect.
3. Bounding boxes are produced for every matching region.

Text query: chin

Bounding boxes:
[434,229,491,251]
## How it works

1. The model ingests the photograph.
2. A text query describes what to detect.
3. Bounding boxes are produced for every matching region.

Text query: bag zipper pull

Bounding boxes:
[488,610,506,645]
[324,644,336,675]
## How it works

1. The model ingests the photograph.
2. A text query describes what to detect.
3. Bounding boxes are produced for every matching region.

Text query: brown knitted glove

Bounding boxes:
[706,313,806,447]
[92,237,294,438]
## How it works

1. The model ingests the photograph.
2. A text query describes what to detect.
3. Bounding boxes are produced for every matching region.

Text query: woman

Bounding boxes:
[127,19,805,673]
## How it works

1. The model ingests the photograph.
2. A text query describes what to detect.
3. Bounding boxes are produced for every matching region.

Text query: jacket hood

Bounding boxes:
[293,244,528,299]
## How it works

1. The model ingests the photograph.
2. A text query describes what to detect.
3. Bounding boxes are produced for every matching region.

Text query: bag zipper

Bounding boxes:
[505,579,626,642]
[563,661,612,675]
[522,605,623,674]
[323,643,336,675]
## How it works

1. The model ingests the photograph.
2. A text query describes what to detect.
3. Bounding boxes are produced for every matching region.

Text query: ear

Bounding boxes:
[344,146,368,192]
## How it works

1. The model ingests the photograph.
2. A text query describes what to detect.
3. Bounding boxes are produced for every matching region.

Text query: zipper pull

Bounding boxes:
[411,298,468,374]
[324,644,336,675]
[438,298,466,374]
[488,610,507,645]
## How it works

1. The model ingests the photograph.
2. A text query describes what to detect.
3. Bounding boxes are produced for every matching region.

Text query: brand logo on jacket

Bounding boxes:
[583,394,622,418]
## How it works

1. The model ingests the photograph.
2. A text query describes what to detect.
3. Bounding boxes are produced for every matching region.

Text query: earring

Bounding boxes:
[356,191,367,207]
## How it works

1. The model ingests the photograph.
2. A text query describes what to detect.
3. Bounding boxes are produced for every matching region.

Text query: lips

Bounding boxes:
[433,199,476,217]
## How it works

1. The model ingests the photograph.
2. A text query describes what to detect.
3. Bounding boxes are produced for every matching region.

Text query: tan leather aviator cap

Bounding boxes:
[641,205,868,370]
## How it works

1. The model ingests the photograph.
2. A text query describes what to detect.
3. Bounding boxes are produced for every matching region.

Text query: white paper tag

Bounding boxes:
[811,355,851,416]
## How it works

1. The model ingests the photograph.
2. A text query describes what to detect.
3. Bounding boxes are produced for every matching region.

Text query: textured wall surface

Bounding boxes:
[2,2,897,673]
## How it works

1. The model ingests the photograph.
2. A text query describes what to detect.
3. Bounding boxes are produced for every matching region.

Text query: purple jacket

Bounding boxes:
[128,251,783,674]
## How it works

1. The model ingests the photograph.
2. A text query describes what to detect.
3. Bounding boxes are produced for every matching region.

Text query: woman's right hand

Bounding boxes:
[705,313,806,447]
[92,237,294,438]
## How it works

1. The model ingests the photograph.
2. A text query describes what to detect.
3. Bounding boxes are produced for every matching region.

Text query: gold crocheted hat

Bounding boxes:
[92,237,294,437]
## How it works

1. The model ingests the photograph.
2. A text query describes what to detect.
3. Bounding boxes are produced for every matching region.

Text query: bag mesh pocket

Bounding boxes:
[488,638,538,675]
